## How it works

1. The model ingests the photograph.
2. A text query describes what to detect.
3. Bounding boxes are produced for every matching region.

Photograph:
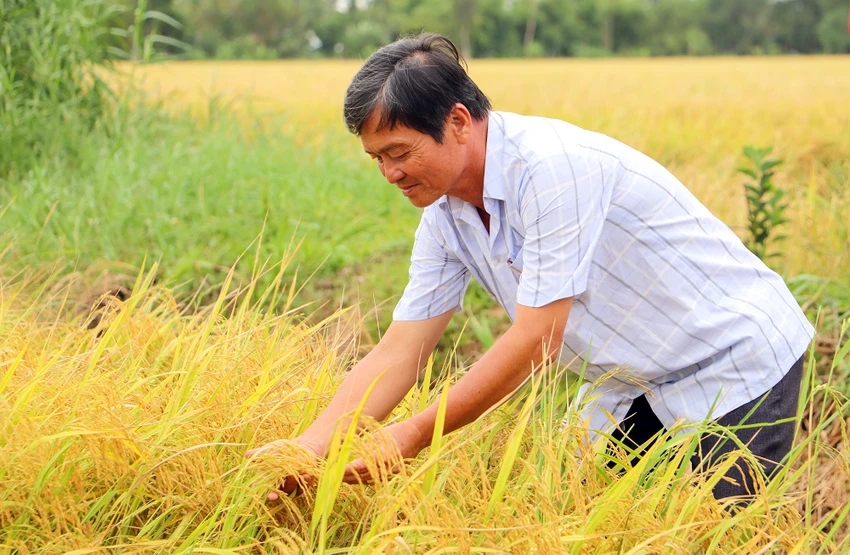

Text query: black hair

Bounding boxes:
[343,33,491,143]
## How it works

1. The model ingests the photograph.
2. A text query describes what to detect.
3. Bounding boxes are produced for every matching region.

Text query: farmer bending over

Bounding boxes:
[246,33,813,500]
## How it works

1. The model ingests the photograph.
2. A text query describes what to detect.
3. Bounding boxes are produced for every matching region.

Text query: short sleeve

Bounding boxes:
[393,213,471,321]
[516,152,611,307]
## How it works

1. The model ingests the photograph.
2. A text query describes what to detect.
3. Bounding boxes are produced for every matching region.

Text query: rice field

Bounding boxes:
[128,56,850,281]
[2,56,849,552]
[1,268,848,552]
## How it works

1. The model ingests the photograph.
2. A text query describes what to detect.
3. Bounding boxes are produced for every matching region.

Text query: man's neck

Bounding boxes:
[476,206,491,234]
[448,115,489,210]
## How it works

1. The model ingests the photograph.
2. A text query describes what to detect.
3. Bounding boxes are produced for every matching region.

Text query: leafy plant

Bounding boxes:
[0,0,119,175]
[109,0,190,62]
[738,145,788,262]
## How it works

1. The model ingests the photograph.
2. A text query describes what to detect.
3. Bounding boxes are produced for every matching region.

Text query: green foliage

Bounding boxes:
[773,0,822,53]
[817,4,850,53]
[132,0,850,59]
[0,107,419,308]
[109,0,190,62]
[703,0,777,55]
[172,0,326,58]
[738,145,788,263]
[214,36,281,60]
[0,0,118,176]
[643,0,713,55]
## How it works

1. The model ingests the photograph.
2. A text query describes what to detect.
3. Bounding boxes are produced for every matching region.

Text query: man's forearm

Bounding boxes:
[294,311,454,456]
[408,324,549,444]
[406,298,572,448]
[298,342,422,453]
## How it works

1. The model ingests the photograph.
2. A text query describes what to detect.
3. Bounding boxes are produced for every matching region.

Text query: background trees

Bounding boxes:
[110,0,850,59]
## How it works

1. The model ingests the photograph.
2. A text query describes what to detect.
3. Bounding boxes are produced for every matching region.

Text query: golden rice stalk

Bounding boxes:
[1,267,848,552]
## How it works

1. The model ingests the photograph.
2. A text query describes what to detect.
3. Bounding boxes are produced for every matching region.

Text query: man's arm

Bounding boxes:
[411,298,573,440]
[247,308,454,459]
[412,297,572,439]
[342,297,572,483]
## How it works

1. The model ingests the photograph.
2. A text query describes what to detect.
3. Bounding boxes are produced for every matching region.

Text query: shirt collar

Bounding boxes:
[482,111,506,205]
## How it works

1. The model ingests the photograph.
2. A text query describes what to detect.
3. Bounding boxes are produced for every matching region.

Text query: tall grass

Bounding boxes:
[0,104,419,306]
[0,0,121,176]
[1,267,848,552]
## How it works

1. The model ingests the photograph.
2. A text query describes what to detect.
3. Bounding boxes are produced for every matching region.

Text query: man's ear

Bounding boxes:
[447,103,473,145]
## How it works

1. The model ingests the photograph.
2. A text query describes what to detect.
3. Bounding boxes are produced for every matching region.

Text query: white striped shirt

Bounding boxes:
[393,111,814,435]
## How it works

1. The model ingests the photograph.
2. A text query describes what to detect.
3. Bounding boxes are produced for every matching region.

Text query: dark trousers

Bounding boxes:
[609,355,804,499]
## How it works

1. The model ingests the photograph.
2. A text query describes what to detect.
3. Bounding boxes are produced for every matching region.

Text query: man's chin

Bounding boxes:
[407,193,438,209]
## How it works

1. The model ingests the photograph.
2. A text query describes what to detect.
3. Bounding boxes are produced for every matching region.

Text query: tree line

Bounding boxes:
[111,0,850,60]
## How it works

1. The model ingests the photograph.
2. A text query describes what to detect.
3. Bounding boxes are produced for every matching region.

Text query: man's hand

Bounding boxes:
[343,419,429,485]
[244,310,452,500]
[245,437,324,501]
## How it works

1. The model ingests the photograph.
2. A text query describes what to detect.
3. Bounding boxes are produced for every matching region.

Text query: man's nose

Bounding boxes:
[382,161,406,184]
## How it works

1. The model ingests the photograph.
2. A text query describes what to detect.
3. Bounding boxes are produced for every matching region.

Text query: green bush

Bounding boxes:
[738,145,788,263]
[0,0,119,177]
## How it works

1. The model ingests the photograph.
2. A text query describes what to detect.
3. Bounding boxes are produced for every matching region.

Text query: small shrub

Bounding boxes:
[738,145,788,262]
[0,0,117,176]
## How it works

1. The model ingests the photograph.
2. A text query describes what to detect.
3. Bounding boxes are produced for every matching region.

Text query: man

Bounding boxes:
[246,33,814,500]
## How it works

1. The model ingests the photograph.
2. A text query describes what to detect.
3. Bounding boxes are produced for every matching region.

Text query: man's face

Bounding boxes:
[360,109,466,208]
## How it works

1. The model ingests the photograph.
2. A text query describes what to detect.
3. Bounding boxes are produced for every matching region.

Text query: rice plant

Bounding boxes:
[1,262,847,552]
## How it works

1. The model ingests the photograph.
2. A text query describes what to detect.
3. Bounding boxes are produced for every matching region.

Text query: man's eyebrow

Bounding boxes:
[364,141,408,155]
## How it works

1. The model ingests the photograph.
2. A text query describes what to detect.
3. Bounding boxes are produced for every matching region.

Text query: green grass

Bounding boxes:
[0,104,419,304]
[0,0,118,176]
[0,97,511,362]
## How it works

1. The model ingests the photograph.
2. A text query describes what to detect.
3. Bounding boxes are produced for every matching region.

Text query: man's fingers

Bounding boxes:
[342,451,407,485]
[343,459,371,484]
[257,445,407,495]
[280,474,301,494]
[245,440,322,501]
[267,473,316,501]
